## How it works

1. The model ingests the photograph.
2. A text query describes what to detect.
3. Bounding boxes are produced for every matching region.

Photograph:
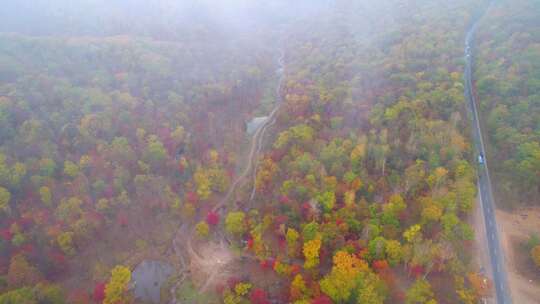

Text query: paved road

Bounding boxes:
[464,3,512,304]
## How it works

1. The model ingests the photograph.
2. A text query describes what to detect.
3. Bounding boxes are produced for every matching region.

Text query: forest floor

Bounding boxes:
[496,207,540,303]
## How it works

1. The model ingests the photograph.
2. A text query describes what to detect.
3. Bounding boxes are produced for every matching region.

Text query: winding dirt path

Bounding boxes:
[249,49,285,202]
[214,48,285,212]
[168,49,286,303]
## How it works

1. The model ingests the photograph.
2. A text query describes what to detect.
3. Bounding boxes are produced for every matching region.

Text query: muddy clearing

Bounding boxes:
[496,207,540,303]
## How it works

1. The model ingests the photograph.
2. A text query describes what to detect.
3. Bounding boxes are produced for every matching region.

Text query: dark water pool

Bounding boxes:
[132,260,174,304]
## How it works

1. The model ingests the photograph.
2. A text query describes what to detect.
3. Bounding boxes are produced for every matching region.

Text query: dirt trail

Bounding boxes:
[249,49,285,202]
[213,48,285,212]
[168,49,285,303]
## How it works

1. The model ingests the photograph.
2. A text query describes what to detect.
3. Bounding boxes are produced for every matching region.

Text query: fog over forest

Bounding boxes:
[0,0,539,303]
[1,0,332,36]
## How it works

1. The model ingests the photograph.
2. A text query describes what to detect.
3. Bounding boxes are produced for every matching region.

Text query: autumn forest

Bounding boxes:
[0,0,538,303]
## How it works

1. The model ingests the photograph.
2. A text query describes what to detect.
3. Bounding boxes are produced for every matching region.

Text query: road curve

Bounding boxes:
[464,2,512,304]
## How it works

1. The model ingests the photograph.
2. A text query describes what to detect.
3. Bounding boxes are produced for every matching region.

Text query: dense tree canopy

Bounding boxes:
[0,0,501,302]
[476,0,540,207]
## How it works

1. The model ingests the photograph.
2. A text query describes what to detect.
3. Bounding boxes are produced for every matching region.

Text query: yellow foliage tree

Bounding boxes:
[427,167,448,190]
[225,211,246,236]
[286,228,300,258]
[39,186,52,207]
[79,154,92,169]
[405,278,436,304]
[104,265,131,304]
[255,158,278,193]
[319,251,374,302]
[455,275,477,304]
[303,238,321,269]
[290,274,309,301]
[57,232,75,256]
[171,126,185,144]
[195,221,210,239]
[385,240,403,266]
[403,225,422,243]
[351,141,367,162]
[63,160,79,178]
[208,166,230,193]
[234,282,252,296]
[344,190,355,207]
[194,167,211,200]
[0,186,11,213]
[421,204,442,222]
[531,245,540,268]
[209,149,219,165]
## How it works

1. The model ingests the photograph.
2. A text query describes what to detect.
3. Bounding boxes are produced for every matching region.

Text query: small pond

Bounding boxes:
[132,260,174,304]
[246,116,269,135]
